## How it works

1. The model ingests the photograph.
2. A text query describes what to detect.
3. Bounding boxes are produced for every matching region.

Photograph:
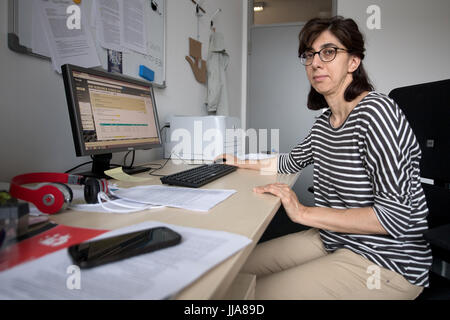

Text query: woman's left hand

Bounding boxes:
[253,183,307,223]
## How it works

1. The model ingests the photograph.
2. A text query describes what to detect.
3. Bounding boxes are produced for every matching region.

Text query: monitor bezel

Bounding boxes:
[62,64,162,157]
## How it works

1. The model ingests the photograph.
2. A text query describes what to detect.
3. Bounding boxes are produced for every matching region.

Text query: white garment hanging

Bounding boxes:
[206,31,229,115]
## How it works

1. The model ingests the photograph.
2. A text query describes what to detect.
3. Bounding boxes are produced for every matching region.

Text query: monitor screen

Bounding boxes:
[62,64,162,178]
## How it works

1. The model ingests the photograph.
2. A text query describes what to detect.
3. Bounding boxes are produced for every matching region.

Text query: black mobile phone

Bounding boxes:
[68,226,182,269]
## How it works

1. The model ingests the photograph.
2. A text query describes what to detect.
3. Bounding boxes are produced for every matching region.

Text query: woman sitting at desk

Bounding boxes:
[218,16,432,300]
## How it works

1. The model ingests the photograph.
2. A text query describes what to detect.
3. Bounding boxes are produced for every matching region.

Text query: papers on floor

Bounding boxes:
[111,185,237,212]
[0,221,252,300]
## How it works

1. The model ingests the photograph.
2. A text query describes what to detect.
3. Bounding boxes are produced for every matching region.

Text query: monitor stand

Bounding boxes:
[76,153,149,179]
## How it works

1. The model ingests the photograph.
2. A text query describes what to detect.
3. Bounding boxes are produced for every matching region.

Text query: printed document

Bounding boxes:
[111,185,237,212]
[95,0,125,52]
[31,0,50,57]
[36,0,100,73]
[0,221,252,300]
[120,0,147,54]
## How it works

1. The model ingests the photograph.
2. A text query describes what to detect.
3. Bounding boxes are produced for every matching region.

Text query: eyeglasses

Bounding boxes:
[299,47,348,66]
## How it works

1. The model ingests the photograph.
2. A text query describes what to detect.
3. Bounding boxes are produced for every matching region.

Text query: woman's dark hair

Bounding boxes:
[299,16,374,110]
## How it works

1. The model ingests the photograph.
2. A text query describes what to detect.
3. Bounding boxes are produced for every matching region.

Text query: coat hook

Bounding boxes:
[150,0,162,15]
[210,8,221,28]
[190,0,206,14]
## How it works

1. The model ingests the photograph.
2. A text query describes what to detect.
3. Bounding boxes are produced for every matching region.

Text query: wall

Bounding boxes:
[254,0,332,25]
[248,24,322,206]
[247,0,450,206]
[337,0,450,95]
[0,0,245,182]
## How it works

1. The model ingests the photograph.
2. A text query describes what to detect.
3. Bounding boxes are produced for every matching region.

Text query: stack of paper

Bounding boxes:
[68,185,236,214]
[0,221,252,300]
[110,185,237,212]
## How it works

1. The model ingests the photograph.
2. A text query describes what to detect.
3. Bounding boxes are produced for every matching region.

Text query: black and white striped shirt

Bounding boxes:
[278,92,432,287]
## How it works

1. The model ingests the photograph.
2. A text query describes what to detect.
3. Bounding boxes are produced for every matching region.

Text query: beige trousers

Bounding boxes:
[242,228,424,300]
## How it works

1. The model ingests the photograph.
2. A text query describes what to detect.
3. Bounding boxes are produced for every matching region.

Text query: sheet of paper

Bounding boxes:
[36,0,101,73]
[104,167,152,182]
[120,0,147,54]
[95,0,125,52]
[31,0,51,57]
[111,185,237,212]
[67,183,163,214]
[0,221,252,300]
[90,0,97,28]
[0,225,108,272]
[69,198,164,214]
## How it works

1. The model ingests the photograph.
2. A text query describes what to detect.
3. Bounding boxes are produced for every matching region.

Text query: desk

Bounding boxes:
[50,160,299,299]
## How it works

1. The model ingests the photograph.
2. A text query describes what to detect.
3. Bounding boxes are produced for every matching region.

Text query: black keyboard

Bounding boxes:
[160,164,237,188]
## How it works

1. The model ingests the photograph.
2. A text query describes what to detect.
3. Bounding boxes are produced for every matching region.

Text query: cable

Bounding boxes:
[160,124,170,135]
[65,161,93,174]
[65,157,122,175]
[123,150,136,169]
[66,125,170,175]
[147,158,170,177]
[159,124,170,164]
[147,152,200,177]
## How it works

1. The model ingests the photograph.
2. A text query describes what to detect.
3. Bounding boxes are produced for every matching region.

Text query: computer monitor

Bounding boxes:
[62,64,162,179]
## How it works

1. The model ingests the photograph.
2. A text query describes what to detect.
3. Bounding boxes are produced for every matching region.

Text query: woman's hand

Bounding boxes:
[214,153,241,167]
[214,154,278,172]
[253,183,307,224]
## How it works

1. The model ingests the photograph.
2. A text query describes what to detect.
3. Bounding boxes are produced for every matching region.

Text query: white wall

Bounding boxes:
[337,0,450,95]
[248,24,322,206]
[0,0,245,181]
[247,0,450,206]
[254,0,332,25]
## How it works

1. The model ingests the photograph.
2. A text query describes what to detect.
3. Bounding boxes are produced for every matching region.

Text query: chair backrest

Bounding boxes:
[389,79,450,183]
[389,79,450,228]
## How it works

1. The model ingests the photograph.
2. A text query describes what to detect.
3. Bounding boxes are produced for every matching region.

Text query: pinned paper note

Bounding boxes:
[35,0,101,73]
[104,167,153,182]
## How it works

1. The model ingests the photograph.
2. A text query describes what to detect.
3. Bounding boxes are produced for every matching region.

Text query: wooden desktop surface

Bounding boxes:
[50,160,299,299]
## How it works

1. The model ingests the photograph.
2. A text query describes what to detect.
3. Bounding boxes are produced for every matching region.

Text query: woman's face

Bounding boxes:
[305,30,360,99]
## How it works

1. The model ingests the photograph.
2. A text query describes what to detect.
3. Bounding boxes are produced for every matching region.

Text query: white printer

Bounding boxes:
[164,116,243,160]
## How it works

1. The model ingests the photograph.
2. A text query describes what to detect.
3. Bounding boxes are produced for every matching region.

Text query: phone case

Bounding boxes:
[68,226,182,268]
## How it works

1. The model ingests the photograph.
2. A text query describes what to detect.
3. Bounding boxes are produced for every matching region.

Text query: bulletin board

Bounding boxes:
[7,0,166,88]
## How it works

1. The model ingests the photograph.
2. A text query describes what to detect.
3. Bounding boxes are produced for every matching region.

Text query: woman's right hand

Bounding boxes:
[214,153,277,172]
[214,153,241,167]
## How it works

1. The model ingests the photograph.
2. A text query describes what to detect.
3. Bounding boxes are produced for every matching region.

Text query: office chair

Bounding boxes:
[389,79,450,300]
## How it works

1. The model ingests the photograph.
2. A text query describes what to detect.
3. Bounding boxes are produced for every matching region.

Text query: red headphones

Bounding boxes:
[9,173,109,215]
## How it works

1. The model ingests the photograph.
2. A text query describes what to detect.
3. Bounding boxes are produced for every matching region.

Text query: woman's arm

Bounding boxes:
[254,183,388,235]
[300,206,388,235]
[215,153,278,173]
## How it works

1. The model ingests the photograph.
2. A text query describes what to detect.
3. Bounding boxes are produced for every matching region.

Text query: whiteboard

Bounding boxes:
[7,0,166,88]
